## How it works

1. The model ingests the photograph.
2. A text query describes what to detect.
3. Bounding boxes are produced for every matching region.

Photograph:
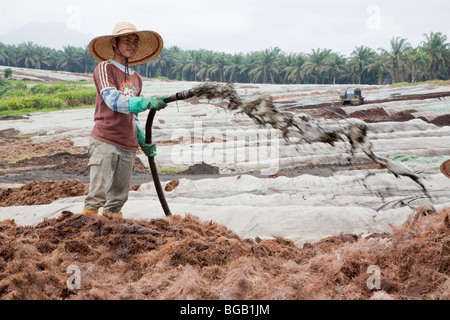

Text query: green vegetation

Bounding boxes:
[392,79,450,87]
[0,79,96,117]
[391,155,450,164]
[0,31,449,85]
[3,68,12,79]
[157,167,187,174]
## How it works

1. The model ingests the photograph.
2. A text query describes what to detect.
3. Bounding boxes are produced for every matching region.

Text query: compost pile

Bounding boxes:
[0,208,448,300]
[0,180,89,206]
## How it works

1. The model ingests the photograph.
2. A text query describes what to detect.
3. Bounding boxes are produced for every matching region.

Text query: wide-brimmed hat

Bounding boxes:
[88,22,163,66]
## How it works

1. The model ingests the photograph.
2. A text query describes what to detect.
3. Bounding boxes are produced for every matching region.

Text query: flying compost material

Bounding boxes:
[178,82,432,202]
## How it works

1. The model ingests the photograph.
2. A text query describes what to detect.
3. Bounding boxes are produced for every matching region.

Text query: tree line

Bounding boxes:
[0,31,449,85]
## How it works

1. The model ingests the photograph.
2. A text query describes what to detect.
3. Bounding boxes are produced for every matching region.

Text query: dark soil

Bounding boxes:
[284,90,450,126]
[178,162,220,175]
[431,114,450,126]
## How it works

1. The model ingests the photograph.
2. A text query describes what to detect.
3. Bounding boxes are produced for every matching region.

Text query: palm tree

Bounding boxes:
[283,53,307,84]
[366,52,390,85]
[303,48,331,84]
[158,47,179,79]
[405,48,430,82]
[170,52,189,80]
[208,52,229,82]
[349,46,376,84]
[324,52,346,84]
[239,52,260,83]
[33,46,52,70]
[57,46,83,72]
[249,47,282,84]
[379,36,411,83]
[146,49,169,78]
[17,42,40,68]
[79,46,96,73]
[45,49,60,71]
[197,50,215,81]
[224,53,244,82]
[182,50,204,81]
[421,31,449,80]
[0,43,10,66]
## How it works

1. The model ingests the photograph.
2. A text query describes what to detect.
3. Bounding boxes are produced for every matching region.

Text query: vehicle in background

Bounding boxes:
[339,87,364,105]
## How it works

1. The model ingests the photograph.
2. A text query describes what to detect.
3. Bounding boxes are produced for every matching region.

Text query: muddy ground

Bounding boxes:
[2,87,449,189]
[0,125,383,206]
[0,78,449,301]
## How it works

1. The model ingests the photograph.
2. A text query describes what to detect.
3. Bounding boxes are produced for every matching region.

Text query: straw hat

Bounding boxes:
[89,22,163,66]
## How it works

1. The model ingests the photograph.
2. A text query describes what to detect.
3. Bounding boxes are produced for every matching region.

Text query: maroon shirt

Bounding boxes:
[91,60,143,150]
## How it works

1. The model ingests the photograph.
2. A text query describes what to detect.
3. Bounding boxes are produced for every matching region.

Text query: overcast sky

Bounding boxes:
[1,0,449,56]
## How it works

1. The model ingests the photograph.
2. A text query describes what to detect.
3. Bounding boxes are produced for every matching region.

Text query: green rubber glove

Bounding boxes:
[161,94,172,102]
[129,96,168,114]
[136,123,156,157]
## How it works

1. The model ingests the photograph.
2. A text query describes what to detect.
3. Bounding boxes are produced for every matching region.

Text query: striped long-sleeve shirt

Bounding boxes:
[90,59,143,151]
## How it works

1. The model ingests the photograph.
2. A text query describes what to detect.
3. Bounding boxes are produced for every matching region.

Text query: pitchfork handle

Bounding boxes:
[144,89,195,217]
[162,90,194,103]
[145,109,172,216]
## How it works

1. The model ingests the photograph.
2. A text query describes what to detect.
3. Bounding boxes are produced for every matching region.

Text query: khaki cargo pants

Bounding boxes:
[84,136,136,214]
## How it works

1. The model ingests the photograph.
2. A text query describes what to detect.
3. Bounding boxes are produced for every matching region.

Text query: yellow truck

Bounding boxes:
[339,87,364,105]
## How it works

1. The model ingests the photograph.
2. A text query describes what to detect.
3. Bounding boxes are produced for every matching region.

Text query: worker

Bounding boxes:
[82,22,168,219]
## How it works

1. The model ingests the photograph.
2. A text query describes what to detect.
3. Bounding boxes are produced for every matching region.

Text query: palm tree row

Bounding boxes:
[1,32,449,85]
[0,42,95,74]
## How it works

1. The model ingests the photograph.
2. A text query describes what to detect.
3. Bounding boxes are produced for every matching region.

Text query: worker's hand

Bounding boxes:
[140,141,157,157]
[129,96,167,113]
[161,95,172,102]
[147,96,168,111]
[136,123,157,157]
